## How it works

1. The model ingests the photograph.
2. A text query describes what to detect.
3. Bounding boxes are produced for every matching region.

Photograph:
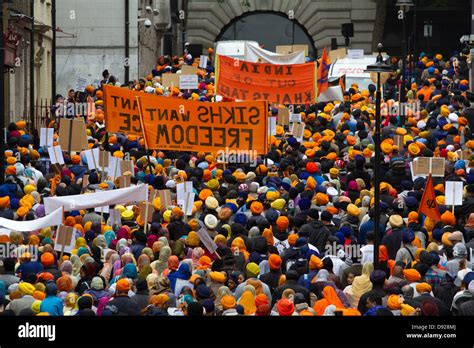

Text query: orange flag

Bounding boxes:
[317,48,330,96]
[418,174,441,221]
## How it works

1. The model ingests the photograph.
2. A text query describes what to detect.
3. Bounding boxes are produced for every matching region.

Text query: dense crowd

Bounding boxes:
[0,46,473,317]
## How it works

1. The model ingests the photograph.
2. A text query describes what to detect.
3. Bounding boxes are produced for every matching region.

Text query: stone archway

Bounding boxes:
[186,0,377,53]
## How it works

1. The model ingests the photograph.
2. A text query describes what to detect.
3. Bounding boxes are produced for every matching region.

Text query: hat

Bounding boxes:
[246,262,260,279]
[347,204,360,217]
[250,201,263,215]
[204,214,218,229]
[389,215,403,228]
[403,269,421,282]
[268,254,282,270]
[40,252,55,267]
[205,196,219,210]
[441,211,455,226]
[277,298,294,316]
[91,277,104,290]
[221,295,236,310]
[116,279,131,292]
[415,282,432,293]
[18,282,35,296]
[309,255,323,270]
[276,216,289,231]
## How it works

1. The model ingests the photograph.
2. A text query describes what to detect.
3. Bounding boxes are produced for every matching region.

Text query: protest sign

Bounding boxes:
[177,182,193,206]
[181,65,197,75]
[245,43,305,64]
[445,181,463,206]
[48,145,65,165]
[413,157,445,177]
[54,225,76,254]
[158,189,172,208]
[107,156,122,180]
[75,76,89,92]
[329,48,347,62]
[394,135,404,150]
[136,93,267,154]
[95,206,110,214]
[44,184,148,214]
[277,107,290,126]
[199,55,208,68]
[58,118,88,153]
[161,74,181,89]
[276,44,309,56]
[103,84,143,135]
[121,160,134,174]
[108,208,122,227]
[40,128,54,147]
[139,202,154,223]
[84,148,100,171]
[290,113,302,123]
[179,75,199,90]
[216,55,316,104]
[268,117,277,136]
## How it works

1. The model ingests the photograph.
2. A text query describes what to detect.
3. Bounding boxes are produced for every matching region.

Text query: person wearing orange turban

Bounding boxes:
[313,286,346,315]
[403,269,421,283]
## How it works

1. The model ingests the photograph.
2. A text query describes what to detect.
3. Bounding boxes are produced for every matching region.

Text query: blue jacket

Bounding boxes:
[40,295,64,316]
[17,261,44,280]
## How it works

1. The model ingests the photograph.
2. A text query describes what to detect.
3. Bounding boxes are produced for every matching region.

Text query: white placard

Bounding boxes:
[445,181,463,206]
[268,116,277,136]
[290,114,302,123]
[84,148,100,171]
[95,205,110,214]
[75,76,89,92]
[178,191,195,217]
[48,145,65,165]
[177,181,193,205]
[40,128,54,147]
[107,156,123,179]
[179,75,199,90]
[347,49,364,59]
[199,55,208,68]
[107,208,122,227]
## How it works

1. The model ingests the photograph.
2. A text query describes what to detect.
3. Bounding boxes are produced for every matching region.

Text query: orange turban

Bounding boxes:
[440,211,455,226]
[415,282,432,294]
[116,279,131,292]
[403,269,421,282]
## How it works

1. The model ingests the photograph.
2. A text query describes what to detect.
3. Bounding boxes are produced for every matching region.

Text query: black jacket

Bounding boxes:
[413,293,452,316]
[272,280,310,306]
[382,228,403,260]
[102,295,141,316]
[259,269,281,293]
[168,220,190,241]
[298,220,330,253]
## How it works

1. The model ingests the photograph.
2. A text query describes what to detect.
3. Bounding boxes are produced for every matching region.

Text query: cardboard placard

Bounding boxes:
[121,160,134,174]
[456,149,469,161]
[445,181,463,206]
[99,150,109,168]
[276,44,309,56]
[329,48,347,62]
[394,135,404,150]
[179,75,199,90]
[139,201,154,223]
[162,73,181,89]
[181,65,197,75]
[199,55,208,69]
[278,108,290,126]
[58,118,88,153]
[289,122,305,142]
[48,145,65,165]
[51,163,63,175]
[40,128,54,148]
[115,175,131,188]
[413,157,445,177]
[82,174,89,188]
[158,189,172,208]
[54,225,76,253]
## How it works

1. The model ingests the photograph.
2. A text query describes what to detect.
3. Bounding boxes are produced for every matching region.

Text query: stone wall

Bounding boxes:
[186,0,377,54]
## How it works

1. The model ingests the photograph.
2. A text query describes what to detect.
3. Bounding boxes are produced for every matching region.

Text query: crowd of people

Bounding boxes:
[0,46,473,317]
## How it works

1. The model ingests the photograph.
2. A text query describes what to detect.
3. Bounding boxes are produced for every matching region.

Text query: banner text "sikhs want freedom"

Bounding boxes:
[136,93,267,154]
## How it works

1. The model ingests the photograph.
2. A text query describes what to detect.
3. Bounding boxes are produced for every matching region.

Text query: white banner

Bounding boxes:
[44,184,148,214]
[0,207,63,233]
[244,43,305,65]
[318,86,344,102]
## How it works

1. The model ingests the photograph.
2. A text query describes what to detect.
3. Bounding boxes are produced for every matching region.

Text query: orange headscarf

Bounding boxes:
[231,237,249,260]
[238,290,256,315]
[313,286,345,316]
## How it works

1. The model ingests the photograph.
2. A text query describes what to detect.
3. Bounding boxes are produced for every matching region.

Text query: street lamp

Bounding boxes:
[365,43,393,270]
[396,0,414,127]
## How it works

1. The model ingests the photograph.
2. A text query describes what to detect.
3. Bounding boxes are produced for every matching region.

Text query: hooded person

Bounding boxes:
[344,263,374,308]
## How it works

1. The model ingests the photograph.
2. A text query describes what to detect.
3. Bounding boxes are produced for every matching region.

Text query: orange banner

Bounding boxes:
[216,55,316,104]
[103,85,143,136]
[136,93,268,154]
